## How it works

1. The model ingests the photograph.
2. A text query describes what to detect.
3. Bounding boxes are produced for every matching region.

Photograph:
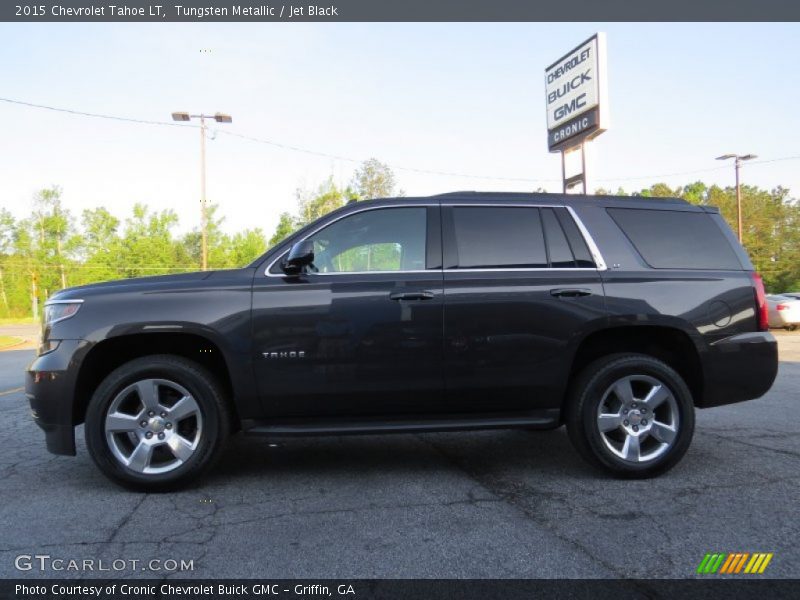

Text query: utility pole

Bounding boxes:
[171,111,232,271]
[716,153,757,243]
[199,115,208,271]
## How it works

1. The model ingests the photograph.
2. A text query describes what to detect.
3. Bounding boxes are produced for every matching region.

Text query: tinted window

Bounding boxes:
[306,207,426,273]
[542,208,576,268]
[607,208,741,270]
[452,207,547,268]
[555,208,595,267]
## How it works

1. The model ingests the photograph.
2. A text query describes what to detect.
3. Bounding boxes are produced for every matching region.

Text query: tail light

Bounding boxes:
[777,304,788,311]
[751,273,768,331]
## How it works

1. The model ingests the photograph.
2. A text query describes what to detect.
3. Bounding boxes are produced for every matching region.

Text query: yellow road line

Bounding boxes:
[0,386,24,397]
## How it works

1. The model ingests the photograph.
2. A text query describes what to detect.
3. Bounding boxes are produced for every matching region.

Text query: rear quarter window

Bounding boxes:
[607,208,742,270]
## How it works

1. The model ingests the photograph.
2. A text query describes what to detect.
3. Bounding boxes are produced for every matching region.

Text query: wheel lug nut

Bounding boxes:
[148,411,155,417]
[633,425,639,432]
[158,433,165,440]
[623,420,629,426]
[623,409,629,415]
[145,431,153,439]
[166,422,172,429]
[631,403,637,408]
[140,421,147,427]
[160,412,167,418]
[641,419,648,425]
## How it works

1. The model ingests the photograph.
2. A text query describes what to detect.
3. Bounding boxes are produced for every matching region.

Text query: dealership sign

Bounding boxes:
[545,33,608,151]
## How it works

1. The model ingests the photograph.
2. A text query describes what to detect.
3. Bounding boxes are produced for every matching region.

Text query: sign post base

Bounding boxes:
[560,142,589,194]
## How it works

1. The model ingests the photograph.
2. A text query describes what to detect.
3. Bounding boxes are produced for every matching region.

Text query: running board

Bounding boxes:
[242,409,560,437]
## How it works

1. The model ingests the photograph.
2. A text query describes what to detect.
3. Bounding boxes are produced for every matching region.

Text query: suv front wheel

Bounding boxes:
[85,355,230,491]
[566,353,695,478]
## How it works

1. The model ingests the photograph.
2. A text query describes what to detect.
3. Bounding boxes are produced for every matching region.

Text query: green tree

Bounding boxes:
[0,209,15,314]
[227,229,269,266]
[76,207,122,284]
[117,204,190,278]
[297,176,348,227]
[679,181,708,205]
[269,212,297,247]
[268,160,401,245]
[636,183,678,198]
[10,187,76,314]
[351,158,399,200]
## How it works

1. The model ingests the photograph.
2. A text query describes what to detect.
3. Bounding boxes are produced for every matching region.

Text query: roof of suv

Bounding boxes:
[349,191,697,211]
[430,191,689,207]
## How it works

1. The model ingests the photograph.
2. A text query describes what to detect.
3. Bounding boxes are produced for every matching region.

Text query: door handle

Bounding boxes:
[390,291,435,301]
[550,288,592,298]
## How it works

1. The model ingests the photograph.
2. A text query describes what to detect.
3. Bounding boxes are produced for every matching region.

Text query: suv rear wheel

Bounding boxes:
[566,353,695,478]
[85,355,230,491]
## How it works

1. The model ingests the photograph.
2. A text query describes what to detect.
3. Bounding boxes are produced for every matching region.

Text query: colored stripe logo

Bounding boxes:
[697,552,773,574]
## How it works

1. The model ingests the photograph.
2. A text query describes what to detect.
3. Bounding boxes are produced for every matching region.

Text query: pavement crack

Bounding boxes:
[109,493,148,543]
[415,434,627,578]
[702,431,800,460]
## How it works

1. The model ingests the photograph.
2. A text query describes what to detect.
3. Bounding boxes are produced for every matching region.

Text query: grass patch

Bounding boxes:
[0,317,37,326]
[0,335,23,349]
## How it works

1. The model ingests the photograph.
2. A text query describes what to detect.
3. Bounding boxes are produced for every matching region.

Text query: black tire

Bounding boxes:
[85,355,230,491]
[566,353,695,478]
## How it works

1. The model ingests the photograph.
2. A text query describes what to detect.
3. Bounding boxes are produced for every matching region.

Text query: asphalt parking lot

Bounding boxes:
[0,332,798,580]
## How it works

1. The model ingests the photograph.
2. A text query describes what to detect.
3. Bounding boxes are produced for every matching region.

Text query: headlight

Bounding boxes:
[43,300,83,326]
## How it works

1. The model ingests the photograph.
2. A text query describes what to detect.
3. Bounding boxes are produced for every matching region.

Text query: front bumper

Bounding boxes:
[698,331,779,408]
[25,339,87,456]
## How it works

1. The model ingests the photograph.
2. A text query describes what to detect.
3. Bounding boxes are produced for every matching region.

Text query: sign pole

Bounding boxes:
[561,142,588,194]
[581,141,589,193]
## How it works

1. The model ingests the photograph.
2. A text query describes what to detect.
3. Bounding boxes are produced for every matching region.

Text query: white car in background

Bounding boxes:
[766,294,800,331]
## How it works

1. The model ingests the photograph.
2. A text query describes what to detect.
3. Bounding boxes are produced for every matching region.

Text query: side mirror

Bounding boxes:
[282,240,314,275]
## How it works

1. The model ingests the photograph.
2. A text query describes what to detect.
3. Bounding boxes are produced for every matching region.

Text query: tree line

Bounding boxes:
[0,159,399,318]
[0,158,797,318]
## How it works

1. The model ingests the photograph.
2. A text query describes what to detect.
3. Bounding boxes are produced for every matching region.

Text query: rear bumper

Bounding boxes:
[698,332,778,408]
[25,339,87,456]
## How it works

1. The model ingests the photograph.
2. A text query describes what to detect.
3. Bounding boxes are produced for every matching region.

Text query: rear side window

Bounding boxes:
[554,208,595,267]
[607,208,742,270]
[449,206,595,269]
[452,207,547,268]
[540,208,595,268]
[542,208,575,267]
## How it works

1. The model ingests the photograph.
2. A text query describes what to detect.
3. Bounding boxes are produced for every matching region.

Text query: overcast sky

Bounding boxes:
[1,22,797,237]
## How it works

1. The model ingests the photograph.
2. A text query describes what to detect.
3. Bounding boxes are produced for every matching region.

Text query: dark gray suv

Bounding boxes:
[27,193,778,490]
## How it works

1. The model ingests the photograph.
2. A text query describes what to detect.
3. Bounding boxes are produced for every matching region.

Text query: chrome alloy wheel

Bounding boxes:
[105,379,203,474]
[596,375,679,463]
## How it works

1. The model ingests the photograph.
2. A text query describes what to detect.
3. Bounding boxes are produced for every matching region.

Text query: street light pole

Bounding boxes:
[734,156,741,245]
[172,111,233,271]
[716,153,757,243]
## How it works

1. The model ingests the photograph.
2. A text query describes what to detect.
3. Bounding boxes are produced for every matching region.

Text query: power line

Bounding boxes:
[217,130,553,183]
[0,96,557,184]
[595,165,729,183]
[2,96,799,187]
[0,97,193,128]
